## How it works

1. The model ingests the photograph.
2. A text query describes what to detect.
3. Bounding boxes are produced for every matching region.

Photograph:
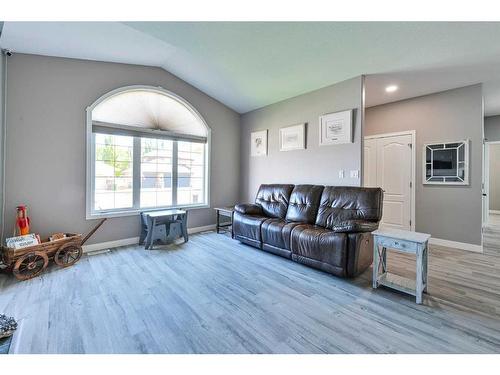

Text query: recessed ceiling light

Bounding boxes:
[385,85,398,93]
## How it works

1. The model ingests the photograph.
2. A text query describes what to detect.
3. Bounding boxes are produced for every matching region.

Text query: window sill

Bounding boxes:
[86,203,210,220]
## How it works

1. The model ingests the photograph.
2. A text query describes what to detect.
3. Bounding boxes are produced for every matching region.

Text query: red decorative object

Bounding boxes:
[15,205,30,236]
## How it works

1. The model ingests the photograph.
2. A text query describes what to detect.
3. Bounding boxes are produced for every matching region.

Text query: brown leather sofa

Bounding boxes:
[233,184,383,278]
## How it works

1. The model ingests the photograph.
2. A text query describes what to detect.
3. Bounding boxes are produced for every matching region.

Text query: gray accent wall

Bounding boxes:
[365,84,483,245]
[239,76,364,202]
[485,115,500,142]
[0,52,5,242]
[4,54,240,244]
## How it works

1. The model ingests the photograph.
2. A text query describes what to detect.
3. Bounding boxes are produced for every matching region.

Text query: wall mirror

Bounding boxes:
[423,140,469,185]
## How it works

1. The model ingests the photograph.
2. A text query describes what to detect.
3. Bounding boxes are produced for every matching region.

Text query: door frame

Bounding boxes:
[483,140,500,226]
[364,130,416,231]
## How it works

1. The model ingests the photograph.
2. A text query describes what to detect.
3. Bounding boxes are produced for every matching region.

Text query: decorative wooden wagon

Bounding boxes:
[0,219,106,281]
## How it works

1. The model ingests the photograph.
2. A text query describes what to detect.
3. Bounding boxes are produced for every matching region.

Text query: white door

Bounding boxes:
[364,133,413,231]
[363,138,377,188]
[483,142,490,226]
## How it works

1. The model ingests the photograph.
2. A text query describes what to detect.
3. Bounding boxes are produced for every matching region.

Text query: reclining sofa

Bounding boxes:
[233,184,383,278]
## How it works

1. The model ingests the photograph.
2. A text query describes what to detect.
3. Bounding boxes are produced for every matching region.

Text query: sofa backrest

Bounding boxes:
[315,186,383,229]
[285,185,324,224]
[255,184,295,219]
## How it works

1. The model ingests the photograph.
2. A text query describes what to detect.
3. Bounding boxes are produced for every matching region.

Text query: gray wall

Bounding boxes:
[489,144,500,211]
[0,53,5,242]
[4,54,240,244]
[485,115,500,142]
[365,85,483,245]
[239,76,363,202]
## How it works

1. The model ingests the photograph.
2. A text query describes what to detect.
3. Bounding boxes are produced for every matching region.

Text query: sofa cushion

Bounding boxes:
[261,218,300,251]
[234,203,263,216]
[232,211,268,245]
[315,186,383,230]
[255,184,294,219]
[285,185,324,224]
[290,224,347,270]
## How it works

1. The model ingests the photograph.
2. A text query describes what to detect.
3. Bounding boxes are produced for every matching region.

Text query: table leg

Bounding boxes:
[372,240,379,289]
[181,213,189,243]
[416,244,424,304]
[139,213,147,245]
[423,243,429,293]
[216,210,220,234]
[231,211,234,239]
[145,216,155,250]
[382,246,387,273]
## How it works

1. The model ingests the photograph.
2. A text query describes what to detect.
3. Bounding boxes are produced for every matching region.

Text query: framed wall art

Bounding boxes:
[279,123,306,151]
[250,129,268,157]
[319,109,353,146]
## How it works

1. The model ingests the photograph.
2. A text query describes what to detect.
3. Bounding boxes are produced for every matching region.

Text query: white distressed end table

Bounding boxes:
[372,229,431,304]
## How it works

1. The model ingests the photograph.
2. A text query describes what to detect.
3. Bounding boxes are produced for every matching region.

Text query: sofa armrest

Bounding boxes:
[234,203,263,216]
[331,220,379,233]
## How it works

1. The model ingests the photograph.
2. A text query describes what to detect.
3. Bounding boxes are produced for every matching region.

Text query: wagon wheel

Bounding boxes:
[54,243,83,267]
[13,251,48,281]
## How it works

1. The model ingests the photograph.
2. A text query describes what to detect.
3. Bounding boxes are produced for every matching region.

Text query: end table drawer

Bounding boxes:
[377,237,417,252]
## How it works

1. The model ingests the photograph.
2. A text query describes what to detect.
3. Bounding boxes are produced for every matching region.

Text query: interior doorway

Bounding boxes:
[482,141,500,255]
[364,131,416,231]
[483,141,500,228]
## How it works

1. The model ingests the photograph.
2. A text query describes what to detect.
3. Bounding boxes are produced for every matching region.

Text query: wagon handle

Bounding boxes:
[81,218,107,246]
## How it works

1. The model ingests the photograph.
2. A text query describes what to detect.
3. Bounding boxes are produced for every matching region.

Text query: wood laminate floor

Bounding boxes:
[484,213,500,256]
[1,231,499,354]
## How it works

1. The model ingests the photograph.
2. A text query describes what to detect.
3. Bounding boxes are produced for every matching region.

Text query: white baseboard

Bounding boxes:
[489,210,500,215]
[429,237,483,253]
[189,224,216,234]
[82,237,140,253]
[82,224,216,253]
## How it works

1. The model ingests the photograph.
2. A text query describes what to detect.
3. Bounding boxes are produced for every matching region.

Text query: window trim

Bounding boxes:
[86,85,211,219]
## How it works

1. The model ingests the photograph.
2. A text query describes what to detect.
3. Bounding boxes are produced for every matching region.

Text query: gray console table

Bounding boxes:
[372,229,431,304]
[140,209,188,250]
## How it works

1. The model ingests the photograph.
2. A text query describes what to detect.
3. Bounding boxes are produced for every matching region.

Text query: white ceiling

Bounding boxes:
[2,22,500,115]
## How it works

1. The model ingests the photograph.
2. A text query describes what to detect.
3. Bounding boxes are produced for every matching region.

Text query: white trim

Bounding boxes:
[489,210,500,215]
[483,141,500,227]
[82,224,216,253]
[363,130,416,231]
[364,130,415,140]
[86,85,211,220]
[188,224,216,234]
[484,140,490,226]
[86,204,210,220]
[83,236,140,253]
[429,237,483,253]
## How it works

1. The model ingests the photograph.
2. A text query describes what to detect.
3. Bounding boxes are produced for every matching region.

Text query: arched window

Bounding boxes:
[86,85,210,218]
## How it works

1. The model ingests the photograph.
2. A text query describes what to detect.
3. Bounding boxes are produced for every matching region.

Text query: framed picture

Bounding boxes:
[319,109,353,146]
[250,130,268,157]
[423,140,469,185]
[279,123,306,151]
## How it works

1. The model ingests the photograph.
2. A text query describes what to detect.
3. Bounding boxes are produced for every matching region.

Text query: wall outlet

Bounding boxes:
[339,170,345,179]
[350,170,359,179]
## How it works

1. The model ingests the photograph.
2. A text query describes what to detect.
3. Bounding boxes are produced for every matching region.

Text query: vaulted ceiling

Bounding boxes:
[2,22,500,115]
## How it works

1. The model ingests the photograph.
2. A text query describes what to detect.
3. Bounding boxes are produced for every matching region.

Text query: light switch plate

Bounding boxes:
[350,170,359,178]
[339,170,345,179]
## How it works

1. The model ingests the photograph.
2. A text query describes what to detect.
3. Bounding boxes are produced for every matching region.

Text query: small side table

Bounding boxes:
[140,209,188,250]
[372,229,431,304]
[214,206,234,237]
